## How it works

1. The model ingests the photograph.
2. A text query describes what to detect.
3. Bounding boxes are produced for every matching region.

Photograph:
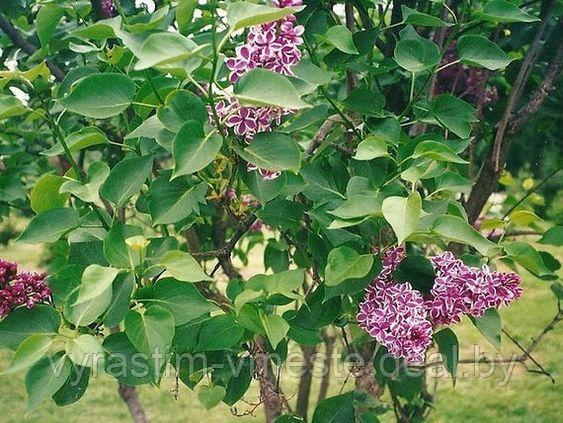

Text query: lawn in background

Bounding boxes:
[0,240,560,422]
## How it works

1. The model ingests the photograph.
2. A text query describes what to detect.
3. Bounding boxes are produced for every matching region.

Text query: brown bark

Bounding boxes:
[118,385,149,423]
[355,343,384,399]
[0,14,65,81]
[254,336,283,423]
[463,0,559,224]
[317,332,336,404]
[295,345,316,419]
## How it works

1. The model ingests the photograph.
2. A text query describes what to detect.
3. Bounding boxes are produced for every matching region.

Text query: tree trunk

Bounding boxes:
[118,384,149,423]
[463,0,558,224]
[317,332,336,404]
[295,345,316,419]
[254,336,283,423]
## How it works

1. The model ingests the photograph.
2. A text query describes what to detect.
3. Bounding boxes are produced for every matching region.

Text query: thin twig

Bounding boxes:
[0,15,65,81]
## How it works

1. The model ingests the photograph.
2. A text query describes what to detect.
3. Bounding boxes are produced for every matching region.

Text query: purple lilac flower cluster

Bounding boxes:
[357,247,522,363]
[425,252,522,325]
[216,0,304,180]
[100,0,115,18]
[0,259,51,318]
[357,247,433,364]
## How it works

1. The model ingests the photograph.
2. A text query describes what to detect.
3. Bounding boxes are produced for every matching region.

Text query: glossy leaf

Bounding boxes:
[59,73,136,119]
[382,192,422,244]
[234,69,311,109]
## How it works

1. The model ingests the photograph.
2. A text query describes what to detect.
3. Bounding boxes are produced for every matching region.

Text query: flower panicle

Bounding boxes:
[357,248,522,363]
[214,0,304,180]
[0,259,51,318]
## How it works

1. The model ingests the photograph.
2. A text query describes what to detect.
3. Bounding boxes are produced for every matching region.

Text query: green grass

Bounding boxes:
[0,240,560,422]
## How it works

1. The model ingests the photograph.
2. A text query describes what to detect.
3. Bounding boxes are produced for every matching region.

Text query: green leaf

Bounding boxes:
[135,32,201,71]
[75,265,120,306]
[125,305,175,357]
[393,255,436,294]
[25,354,72,410]
[539,226,563,247]
[153,278,219,325]
[196,314,244,351]
[508,210,541,227]
[343,87,385,116]
[65,334,104,369]
[149,174,207,225]
[256,199,304,230]
[503,241,555,279]
[382,192,422,244]
[312,392,354,423]
[300,161,345,200]
[177,0,197,34]
[430,94,477,138]
[236,132,301,173]
[227,2,302,30]
[292,60,334,87]
[103,333,152,385]
[17,208,79,244]
[157,90,208,132]
[329,194,382,220]
[2,334,54,375]
[0,95,27,120]
[123,6,170,33]
[234,68,311,110]
[412,140,468,164]
[325,246,373,286]
[197,385,226,410]
[434,328,459,384]
[353,136,389,160]
[0,305,61,350]
[158,250,211,282]
[173,121,222,177]
[59,73,136,119]
[126,115,165,140]
[432,215,500,256]
[469,309,501,349]
[323,25,358,54]
[103,273,135,327]
[401,5,447,27]
[394,35,440,73]
[43,127,109,157]
[60,161,110,203]
[52,362,90,406]
[261,314,290,349]
[433,172,472,195]
[241,269,304,308]
[480,0,539,23]
[100,155,153,208]
[551,282,563,300]
[71,17,119,40]
[64,283,112,327]
[36,4,65,46]
[243,168,287,203]
[103,223,143,269]
[30,174,69,213]
[457,35,512,70]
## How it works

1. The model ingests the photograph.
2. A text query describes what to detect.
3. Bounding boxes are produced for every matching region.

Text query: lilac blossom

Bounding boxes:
[357,247,433,364]
[357,248,522,362]
[0,260,51,318]
[425,252,522,324]
[358,279,433,364]
[216,0,304,179]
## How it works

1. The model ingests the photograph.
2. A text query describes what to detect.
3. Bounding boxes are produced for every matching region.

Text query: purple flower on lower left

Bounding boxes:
[0,259,51,318]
